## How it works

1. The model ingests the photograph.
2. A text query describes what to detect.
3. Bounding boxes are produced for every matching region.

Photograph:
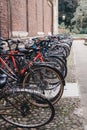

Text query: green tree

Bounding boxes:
[59,0,78,27]
[71,0,87,33]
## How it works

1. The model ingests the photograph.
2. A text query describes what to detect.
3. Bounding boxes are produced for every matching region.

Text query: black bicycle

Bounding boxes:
[0,68,55,128]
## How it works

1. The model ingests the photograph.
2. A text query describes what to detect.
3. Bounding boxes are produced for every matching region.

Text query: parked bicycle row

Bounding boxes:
[0,33,73,128]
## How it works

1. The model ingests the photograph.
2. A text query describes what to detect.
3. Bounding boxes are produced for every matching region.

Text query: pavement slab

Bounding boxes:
[73,40,87,129]
[0,39,85,130]
[63,83,80,97]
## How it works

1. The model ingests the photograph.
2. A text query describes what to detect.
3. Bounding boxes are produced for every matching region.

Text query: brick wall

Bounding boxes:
[0,0,9,38]
[10,0,27,37]
[28,0,37,36]
[0,0,53,38]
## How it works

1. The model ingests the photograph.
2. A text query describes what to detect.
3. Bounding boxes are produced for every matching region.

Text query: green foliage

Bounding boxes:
[60,22,66,28]
[59,0,78,27]
[71,27,79,34]
[79,28,87,34]
[71,1,87,33]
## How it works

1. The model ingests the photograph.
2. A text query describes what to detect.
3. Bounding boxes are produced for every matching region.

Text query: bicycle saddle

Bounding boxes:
[0,74,7,89]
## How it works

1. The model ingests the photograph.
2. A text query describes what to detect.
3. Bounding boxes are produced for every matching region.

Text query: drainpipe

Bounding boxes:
[9,0,12,37]
[51,3,53,34]
[42,0,44,33]
[47,0,54,34]
[35,0,38,35]
[26,0,29,33]
[53,0,58,34]
[0,9,1,37]
[7,0,10,38]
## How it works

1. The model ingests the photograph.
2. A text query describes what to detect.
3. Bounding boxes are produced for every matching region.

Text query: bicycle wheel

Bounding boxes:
[0,88,55,128]
[44,55,67,78]
[60,43,71,57]
[23,64,65,106]
[50,45,67,57]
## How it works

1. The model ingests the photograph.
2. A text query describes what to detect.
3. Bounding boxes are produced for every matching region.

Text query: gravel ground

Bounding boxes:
[0,98,84,130]
[0,43,84,130]
[36,44,84,130]
[37,98,84,130]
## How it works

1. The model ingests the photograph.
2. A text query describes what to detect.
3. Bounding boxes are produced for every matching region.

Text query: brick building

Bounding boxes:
[0,0,58,38]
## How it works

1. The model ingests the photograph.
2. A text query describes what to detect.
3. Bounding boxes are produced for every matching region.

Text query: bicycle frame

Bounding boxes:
[1,50,19,72]
[0,57,14,75]
[0,49,45,77]
[20,50,44,74]
[0,57,17,80]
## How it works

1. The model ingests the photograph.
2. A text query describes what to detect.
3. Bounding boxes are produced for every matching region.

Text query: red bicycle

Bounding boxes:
[0,38,65,106]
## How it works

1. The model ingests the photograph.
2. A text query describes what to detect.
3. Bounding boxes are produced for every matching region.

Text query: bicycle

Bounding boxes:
[0,39,55,127]
[27,39,67,78]
[0,38,65,106]
[0,69,55,128]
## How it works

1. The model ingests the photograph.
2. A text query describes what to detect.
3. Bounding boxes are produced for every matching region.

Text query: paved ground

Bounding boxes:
[0,39,86,130]
[72,40,87,130]
[36,39,87,130]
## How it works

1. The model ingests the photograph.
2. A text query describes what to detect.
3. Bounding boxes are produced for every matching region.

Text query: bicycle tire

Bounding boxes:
[60,43,71,57]
[0,88,55,128]
[22,64,65,107]
[51,55,67,78]
[44,55,67,78]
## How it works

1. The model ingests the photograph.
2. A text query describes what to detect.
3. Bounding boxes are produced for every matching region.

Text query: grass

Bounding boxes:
[72,34,87,39]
